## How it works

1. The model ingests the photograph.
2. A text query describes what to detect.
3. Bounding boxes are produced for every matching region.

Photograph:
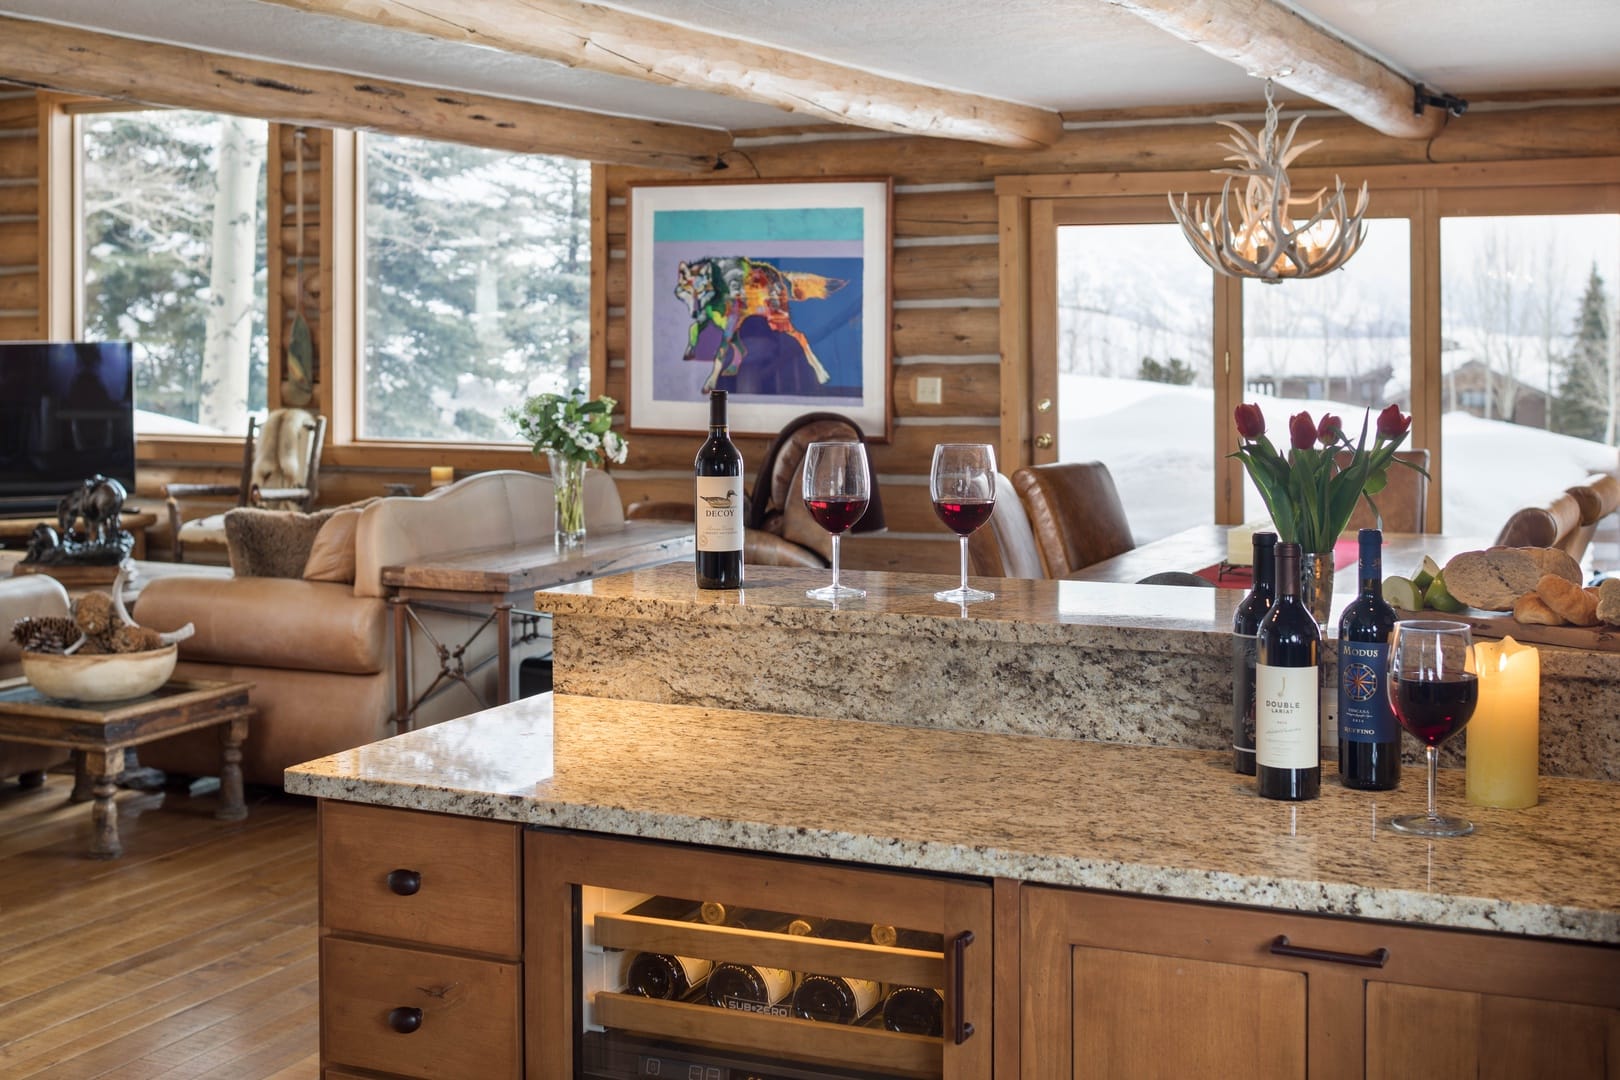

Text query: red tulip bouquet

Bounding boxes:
[1232,402,1419,553]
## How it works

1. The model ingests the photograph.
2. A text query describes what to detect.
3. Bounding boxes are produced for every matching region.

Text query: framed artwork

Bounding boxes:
[627,178,892,439]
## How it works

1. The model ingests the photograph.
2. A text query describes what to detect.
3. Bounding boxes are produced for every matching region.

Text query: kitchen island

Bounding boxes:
[291,566,1620,1079]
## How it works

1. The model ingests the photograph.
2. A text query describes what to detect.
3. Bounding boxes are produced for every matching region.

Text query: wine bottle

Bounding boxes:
[793,972,884,1024]
[1231,531,1278,775]
[881,985,945,1037]
[705,961,796,1014]
[694,390,744,590]
[869,924,944,952]
[625,951,713,1000]
[1337,529,1401,791]
[697,902,818,935]
[1255,541,1322,801]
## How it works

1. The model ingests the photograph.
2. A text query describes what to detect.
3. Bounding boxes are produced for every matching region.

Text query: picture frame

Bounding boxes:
[627,177,893,440]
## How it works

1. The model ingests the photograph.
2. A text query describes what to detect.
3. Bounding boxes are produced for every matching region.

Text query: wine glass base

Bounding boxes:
[1390,812,1474,837]
[806,583,867,601]
[934,585,995,604]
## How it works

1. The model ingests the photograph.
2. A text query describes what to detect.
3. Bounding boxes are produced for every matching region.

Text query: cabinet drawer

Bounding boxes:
[321,800,520,957]
[322,937,521,1080]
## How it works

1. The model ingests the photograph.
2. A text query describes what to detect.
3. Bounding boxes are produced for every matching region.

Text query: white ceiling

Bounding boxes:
[1,0,1617,131]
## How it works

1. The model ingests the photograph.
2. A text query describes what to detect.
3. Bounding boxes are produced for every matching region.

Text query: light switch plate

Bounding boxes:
[915,376,943,405]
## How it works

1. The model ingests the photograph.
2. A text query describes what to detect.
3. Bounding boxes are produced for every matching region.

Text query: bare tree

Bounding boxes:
[198,116,262,432]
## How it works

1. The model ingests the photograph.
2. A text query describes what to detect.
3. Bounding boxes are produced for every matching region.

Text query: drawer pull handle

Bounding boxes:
[948,930,976,1045]
[1269,934,1389,968]
[386,869,422,896]
[387,1006,423,1034]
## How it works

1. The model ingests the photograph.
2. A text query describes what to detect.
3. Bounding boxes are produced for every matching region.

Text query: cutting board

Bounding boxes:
[1445,610,1620,652]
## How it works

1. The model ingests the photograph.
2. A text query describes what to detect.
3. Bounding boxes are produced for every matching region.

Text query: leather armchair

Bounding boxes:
[1012,462,1136,578]
[0,574,74,785]
[135,470,564,786]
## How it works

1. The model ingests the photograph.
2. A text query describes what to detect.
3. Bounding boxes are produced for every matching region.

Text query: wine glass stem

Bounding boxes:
[1425,745,1440,822]
[831,532,842,592]
[958,535,969,593]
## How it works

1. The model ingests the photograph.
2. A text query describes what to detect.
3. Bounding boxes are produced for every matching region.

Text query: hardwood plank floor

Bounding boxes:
[0,771,318,1080]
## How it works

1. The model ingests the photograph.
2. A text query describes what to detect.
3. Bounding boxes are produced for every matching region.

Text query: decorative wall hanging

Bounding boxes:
[627,178,892,438]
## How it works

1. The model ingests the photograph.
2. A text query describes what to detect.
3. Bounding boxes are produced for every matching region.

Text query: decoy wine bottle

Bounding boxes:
[1338,528,1401,790]
[694,390,743,590]
[1255,542,1322,801]
[1231,531,1277,775]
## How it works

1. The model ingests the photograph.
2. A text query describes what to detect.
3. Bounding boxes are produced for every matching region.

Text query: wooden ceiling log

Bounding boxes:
[0,15,728,170]
[255,0,1064,149]
[1106,0,1446,139]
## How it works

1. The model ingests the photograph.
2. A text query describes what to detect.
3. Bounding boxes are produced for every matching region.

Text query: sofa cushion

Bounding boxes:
[303,507,363,584]
[225,505,341,579]
[136,576,388,674]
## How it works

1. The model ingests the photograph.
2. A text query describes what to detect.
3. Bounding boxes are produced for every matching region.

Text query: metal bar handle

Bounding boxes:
[948,930,976,1045]
[1269,933,1389,968]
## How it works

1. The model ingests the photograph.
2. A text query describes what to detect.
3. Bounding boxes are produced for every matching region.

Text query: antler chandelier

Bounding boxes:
[1170,79,1369,283]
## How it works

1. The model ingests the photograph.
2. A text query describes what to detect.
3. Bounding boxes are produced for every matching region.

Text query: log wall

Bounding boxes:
[0,88,40,340]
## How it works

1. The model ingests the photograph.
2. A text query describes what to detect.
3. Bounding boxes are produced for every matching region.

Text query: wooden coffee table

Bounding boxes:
[0,678,253,858]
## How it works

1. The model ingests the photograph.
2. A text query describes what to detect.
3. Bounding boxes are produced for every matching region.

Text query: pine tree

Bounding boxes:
[1550,264,1611,441]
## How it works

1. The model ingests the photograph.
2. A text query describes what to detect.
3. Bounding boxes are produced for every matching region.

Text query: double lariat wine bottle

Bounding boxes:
[1255,541,1322,801]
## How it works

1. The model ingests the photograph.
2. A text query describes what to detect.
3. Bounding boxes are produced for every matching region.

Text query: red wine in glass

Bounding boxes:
[807,496,870,535]
[1393,673,1478,747]
[933,498,996,536]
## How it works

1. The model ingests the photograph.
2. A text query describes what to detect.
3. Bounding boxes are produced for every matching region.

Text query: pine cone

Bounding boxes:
[11,616,81,654]
[110,624,163,653]
[73,592,123,637]
[77,634,111,655]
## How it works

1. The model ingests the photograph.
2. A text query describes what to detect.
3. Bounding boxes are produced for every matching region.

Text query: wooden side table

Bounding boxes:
[0,678,253,858]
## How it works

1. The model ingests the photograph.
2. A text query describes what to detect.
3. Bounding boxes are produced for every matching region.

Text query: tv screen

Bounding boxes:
[0,341,136,515]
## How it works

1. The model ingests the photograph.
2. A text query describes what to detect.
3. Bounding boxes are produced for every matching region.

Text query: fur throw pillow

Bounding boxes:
[224,505,342,579]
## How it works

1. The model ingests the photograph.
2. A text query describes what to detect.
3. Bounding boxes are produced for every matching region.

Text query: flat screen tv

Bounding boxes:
[0,341,136,517]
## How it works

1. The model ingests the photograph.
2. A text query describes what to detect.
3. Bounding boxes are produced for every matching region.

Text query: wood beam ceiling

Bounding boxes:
[1106,0,1446,139]
[0,15,728,170]
[254,0,1063,149]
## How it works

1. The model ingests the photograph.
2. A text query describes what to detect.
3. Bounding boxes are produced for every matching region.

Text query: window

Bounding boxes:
[78,109,269,436]
[361,133,590,442]
[1055,222,1214,543]
[1440,213,1620,537]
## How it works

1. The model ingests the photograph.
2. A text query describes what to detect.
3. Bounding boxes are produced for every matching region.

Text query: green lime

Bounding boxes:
[1423,573,1466,613]
[1383,575,1423,611]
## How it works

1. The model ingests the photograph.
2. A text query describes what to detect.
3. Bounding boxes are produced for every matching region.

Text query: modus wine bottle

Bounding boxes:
[1255,541,1322,801]
[694,389,744,590]
[1338,528,1401,790]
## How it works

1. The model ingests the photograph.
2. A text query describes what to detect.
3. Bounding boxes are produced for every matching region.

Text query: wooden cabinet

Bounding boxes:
[526,829,997,1079]
[318,801,523,1080]
[1020,886,1620,1080]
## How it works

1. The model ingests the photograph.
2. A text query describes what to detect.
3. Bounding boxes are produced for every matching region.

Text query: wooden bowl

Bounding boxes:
[20,644,178,703]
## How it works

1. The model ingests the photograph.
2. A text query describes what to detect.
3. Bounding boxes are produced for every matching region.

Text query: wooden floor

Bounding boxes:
[0,771,319,1079]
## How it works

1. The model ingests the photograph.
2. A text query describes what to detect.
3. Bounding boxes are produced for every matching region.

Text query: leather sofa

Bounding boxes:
[0,574,74,785]
[135,470,584,786]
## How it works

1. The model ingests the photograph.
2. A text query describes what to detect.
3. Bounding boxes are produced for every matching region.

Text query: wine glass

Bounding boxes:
[930,443,997,604]
[802,441,870,601]
[1387,620,1479,837]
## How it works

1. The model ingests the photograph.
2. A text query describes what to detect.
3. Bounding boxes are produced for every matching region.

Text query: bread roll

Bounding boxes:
[1536,573,1599,627]
[1512,593,1564,626]
[1598,578,1620,626]
[1441,547,1583,611]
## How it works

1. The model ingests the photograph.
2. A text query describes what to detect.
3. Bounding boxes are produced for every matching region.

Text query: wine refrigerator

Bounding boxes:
[529,830,994,1078]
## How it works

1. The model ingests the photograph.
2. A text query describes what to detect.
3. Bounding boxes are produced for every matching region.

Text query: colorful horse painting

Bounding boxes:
[674,256,847,393]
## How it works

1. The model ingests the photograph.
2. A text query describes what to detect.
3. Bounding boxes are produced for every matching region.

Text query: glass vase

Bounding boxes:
[547,451,587,549]
[1300,549,1334,625]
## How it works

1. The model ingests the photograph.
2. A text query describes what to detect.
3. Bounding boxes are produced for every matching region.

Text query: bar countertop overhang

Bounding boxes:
[285,692,1620,946]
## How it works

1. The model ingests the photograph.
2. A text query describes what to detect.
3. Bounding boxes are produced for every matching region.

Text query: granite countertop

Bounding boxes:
[285,693,1620,945]
[530,564,1620,678]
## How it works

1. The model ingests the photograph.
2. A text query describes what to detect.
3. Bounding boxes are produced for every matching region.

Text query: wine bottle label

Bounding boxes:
[695,476,743,552]
[844,977,883,1018]
[672,955,712,987]
[1256,663,1321,769]
[1231,633,1258,756]
[1338,642,1395,743]
[716,966,795,1015]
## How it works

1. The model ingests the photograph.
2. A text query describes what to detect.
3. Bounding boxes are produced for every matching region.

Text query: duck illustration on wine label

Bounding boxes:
[698,488,737,509]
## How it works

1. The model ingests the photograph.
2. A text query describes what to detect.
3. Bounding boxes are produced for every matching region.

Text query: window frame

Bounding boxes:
[999,157,1620,533]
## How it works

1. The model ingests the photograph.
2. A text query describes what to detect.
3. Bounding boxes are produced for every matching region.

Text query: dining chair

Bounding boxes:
[1494,492,1584,550]
[1341,448,1430,534]
[1564,472,1620,564]
[967,471,1045,579]
[1011,461,1136,578]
